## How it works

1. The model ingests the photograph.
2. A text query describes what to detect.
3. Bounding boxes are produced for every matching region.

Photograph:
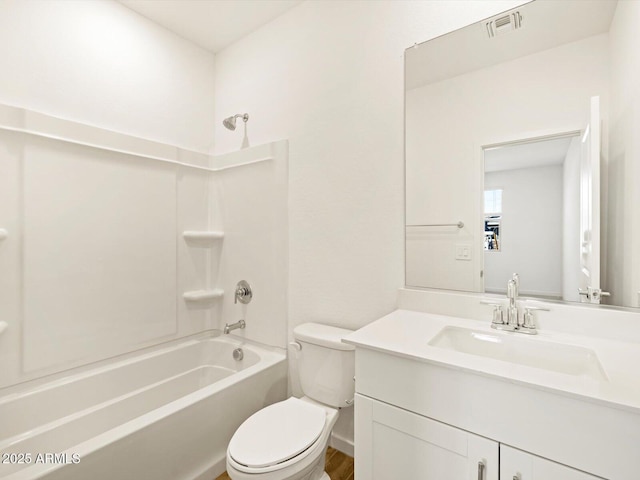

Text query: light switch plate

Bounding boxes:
[455,243,472,261]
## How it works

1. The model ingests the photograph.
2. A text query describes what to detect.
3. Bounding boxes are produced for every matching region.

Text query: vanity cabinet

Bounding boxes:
[356,394,603,480]
[355,394,498,479]
[350,344,620,479]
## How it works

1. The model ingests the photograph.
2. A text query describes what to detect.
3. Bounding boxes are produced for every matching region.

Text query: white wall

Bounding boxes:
[562,137,581,302]
[406,34,610,293]
[484,165,563,298]
[607,1,640,307]
[214,0,528,331]
[0,0,215,151]
[212,0,529,454]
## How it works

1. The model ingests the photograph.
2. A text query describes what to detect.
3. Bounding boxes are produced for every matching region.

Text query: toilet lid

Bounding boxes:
[229,397,326,468]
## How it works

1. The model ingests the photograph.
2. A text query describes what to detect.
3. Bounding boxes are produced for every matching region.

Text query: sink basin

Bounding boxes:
[428,326,608,381]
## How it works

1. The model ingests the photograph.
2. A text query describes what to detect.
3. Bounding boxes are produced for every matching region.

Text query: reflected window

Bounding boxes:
[484,189,502,251]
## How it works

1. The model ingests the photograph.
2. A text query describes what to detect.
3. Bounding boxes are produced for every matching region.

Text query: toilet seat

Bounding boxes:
[228,397,327,471]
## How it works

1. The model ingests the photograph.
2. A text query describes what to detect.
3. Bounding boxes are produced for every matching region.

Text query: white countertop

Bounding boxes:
[343,309,640,414]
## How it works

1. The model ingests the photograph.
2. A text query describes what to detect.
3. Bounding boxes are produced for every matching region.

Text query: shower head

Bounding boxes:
[223,113,249,131]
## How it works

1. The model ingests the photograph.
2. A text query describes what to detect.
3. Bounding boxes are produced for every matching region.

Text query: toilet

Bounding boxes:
[226,323,355,480]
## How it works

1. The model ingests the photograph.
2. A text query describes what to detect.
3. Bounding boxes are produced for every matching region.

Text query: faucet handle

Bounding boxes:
[234,280,252,304]
[523,305,550,312]
[480,301,505,326]
[480,300,503,306]
[491,304,504,325]
[520,305,549,334]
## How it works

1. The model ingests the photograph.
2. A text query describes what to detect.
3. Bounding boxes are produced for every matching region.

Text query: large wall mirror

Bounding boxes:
[405,0,640,309]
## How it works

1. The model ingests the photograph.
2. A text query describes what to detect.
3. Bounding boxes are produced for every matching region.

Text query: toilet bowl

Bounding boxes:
[225,323,355,480]
[226,397,338,480]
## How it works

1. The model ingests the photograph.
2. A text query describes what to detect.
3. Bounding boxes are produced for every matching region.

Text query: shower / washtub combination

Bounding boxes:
[0,334,287,480]
[0,104,289,479]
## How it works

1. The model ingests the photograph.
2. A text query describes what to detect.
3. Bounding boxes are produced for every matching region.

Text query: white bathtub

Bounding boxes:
[0,333,287,480]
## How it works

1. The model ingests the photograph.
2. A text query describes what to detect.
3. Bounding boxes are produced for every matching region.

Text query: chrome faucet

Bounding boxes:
[510,273,519,302]
[224,319,246,334]
[480,273,549,335]
[506,273,520,329]
[234,280,252,304]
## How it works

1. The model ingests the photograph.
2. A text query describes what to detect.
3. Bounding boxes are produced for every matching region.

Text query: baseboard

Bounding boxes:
[192,455,226,480]
[330,432,354,458]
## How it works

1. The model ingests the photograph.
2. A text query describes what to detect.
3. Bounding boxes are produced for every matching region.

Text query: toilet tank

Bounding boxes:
[293,323,355,409]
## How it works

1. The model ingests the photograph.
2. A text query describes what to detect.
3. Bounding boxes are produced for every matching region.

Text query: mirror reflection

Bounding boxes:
[483,134,583,301]
[405,0,639,308]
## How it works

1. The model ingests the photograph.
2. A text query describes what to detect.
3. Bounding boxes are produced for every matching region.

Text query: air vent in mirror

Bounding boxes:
[486,12,523,38]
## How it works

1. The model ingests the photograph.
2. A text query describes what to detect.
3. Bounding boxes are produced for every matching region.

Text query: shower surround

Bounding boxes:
[0,104,289,479]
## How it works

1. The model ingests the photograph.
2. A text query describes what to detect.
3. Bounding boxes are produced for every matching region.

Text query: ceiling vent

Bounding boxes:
[486,12,523,38]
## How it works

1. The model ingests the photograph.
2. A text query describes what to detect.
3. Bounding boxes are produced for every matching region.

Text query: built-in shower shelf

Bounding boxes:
[182,231,224,244]
[0,321,7,336]
[0,228,7,241]
[183,289,224,302]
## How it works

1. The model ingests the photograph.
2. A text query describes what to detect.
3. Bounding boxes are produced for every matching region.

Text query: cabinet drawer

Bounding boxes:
[500,444,606,480]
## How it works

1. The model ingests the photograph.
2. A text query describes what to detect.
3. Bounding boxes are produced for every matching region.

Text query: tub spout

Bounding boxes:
[224,319,246,334]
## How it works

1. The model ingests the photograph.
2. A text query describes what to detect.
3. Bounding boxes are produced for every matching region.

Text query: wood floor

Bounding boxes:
[215,447,354,480]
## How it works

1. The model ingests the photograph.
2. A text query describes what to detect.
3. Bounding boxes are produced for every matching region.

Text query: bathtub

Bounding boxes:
[0,333,287,480]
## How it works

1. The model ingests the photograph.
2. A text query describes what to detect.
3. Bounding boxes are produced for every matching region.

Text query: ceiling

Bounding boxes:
[484,135,576,173]
[119,0,302,53]
[406,0,618,90]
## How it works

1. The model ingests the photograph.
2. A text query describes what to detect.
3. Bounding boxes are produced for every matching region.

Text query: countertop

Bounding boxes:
[343,309,640,414]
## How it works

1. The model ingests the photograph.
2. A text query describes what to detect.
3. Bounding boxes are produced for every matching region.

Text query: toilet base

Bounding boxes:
[319,473,330,480]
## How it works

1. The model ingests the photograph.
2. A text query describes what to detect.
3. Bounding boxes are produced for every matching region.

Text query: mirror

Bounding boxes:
[405,0,640,308]
[483,133,581,301]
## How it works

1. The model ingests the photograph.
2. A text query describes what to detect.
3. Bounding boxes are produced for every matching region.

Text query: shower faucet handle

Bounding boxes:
[234,280,252,304]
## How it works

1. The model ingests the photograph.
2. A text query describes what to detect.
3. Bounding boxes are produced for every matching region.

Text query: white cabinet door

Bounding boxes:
[500,445,605,480]
[355,394,498,480]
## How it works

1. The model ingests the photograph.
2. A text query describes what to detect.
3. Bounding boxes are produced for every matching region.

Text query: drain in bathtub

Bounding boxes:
[233,348,244,361]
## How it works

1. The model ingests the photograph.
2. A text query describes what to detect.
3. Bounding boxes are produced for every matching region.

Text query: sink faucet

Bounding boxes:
[481,273,549,335]
[506,273,519,329]
[511,273,519,301]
